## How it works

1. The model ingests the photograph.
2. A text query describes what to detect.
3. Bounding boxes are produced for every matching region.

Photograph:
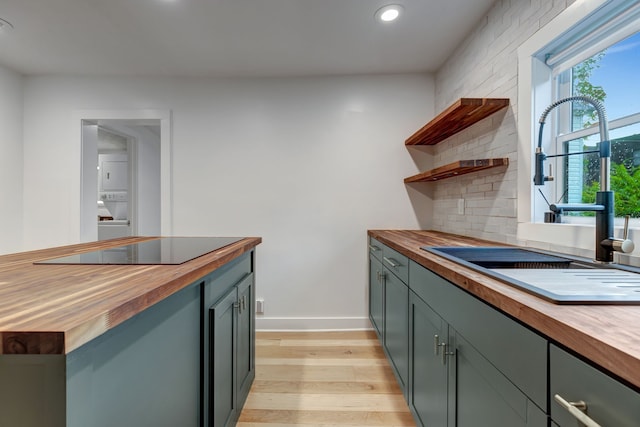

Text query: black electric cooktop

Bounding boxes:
[35,237,243,265]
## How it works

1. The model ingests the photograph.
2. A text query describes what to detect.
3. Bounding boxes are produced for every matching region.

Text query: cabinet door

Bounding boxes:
[201,252,253,427]
[210,286,238,427]
[369,254,384,338]
[452,331,547,427]
[384,268,408,396]
[236,274,255,409]
[408,292,447,427]
[382,245,408,284]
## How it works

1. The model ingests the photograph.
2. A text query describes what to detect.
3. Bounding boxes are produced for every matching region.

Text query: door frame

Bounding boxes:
[75,109,172,242]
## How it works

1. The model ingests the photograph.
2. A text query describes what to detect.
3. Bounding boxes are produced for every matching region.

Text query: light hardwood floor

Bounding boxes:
[238,330,416,427]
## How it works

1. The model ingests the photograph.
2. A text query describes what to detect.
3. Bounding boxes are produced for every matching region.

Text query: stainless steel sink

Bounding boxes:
[422,246,640,304]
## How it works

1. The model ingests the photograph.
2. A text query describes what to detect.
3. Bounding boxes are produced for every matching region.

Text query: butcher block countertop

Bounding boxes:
[0,236,261,355]
[369,229,640,391]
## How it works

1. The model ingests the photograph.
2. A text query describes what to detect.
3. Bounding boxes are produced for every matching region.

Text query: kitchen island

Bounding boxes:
[0,236,261,427]
[369,230,640,426]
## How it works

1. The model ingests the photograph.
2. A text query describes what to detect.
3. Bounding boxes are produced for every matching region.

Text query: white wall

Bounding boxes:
[22,74,434,329]
[0,65,23,255]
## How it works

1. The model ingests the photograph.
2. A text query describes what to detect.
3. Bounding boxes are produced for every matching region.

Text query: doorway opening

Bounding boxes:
[78,110,171,242]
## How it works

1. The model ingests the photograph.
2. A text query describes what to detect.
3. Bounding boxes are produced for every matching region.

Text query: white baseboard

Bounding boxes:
[256,316,372,331]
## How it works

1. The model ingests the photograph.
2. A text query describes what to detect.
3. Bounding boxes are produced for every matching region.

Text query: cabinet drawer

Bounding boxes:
[368,237,384,262]
[382,245,409,284]
[205,251,252,306]
[409,261,546,410]
[550,344,640,427]
[369,237,409,283]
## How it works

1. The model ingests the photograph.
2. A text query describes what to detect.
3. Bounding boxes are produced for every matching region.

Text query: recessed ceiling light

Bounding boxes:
[0,18,14,31]
[375,4,404,23]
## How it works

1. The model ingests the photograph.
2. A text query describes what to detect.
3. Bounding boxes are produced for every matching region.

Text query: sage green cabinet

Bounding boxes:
[453,329,547,427]
[66,283,202,427]
[206,256,255,427]
[0,249,256,427]
[370,238,640,427]
[368,238,548,427]
[368,237,408,397]
[409,261,547,411]
[408,288,546,427]
[236,274,255,406]
[210,273,254,427]
[368,250,384,338]
[211,285,239,427]
[409,260,547,426]
[550,344,640,427]
[408,292,447,427]
[384,265,409,396]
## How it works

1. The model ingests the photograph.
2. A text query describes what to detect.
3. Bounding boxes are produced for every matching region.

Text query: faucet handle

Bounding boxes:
[613,215,635,254]
[623,215,631,240]
[614,239,635,254]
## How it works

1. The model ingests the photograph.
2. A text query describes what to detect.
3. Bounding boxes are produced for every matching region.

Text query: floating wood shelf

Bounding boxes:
[405,98,509,146]
[404,158,509,183]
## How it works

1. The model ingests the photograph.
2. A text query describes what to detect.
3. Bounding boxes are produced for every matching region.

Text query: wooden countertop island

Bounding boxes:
[369,230,640,392]
[0,236,260,355]
[0,236,261,427]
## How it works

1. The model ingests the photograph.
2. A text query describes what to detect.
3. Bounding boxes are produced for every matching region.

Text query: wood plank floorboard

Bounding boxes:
[238,331,416,427]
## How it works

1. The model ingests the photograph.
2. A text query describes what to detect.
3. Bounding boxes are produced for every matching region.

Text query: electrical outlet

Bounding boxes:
[256,298,264,314]
[457,199,465,215]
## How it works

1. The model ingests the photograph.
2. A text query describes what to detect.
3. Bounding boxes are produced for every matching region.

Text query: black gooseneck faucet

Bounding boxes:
[534,95,634,262]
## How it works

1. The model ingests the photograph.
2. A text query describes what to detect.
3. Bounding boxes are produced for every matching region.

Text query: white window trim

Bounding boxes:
[546,1,640,71]
[515,0,640,255]
[556,112,640,145]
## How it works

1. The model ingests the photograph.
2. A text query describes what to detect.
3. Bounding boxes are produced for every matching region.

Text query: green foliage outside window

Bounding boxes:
[582,163,640,217]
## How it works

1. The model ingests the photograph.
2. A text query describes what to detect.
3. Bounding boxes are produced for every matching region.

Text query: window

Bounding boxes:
[533,1,640,224]
[554,32,640,220]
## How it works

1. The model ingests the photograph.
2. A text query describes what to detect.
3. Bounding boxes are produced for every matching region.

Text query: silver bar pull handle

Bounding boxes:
[369,244,380,252]
[554,394,602,427]
[434,335,440,356]
[440,343,453,365]
[383,257,400,268]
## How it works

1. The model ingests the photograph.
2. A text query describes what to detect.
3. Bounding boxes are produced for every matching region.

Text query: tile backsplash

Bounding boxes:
[428,0,576,246]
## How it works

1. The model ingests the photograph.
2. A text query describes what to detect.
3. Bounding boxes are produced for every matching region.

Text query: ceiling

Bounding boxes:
[0,0,495,78]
